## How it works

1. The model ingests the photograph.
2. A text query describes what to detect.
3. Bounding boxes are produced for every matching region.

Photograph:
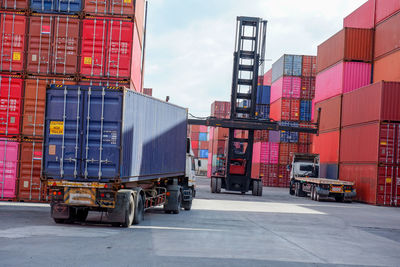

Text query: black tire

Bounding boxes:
[216,178,222,193]
[252,180,258,196]
[211,178,217,193]
[133,195,144,225]
[335,196,344,202]
[289,182,295,195]
[311,186,315,201]
[182,200,192,211]
[122,194,135,228]
[172,191,182,214]
[316,192,321,202]
[54,218,65,224]
[111,223,121,227]
[76,208,89,222]
[257,181,263,197]
[294,182,299,196]
[298,183,305,197]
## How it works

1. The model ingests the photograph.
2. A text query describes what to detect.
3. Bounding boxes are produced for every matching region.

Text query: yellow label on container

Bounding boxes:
[302,87,306,90]
[50,121,64,135]
[386,178,392,184]
[124,0,131,3]
[84,57,92,65]
[380,141,387,145]
[13,52,21,61]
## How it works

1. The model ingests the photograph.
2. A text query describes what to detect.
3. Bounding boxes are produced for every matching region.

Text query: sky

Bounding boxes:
[143,0,367,117]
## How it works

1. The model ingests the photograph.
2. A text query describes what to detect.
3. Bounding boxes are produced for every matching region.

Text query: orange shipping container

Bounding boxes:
[374,11,400,59]
[314,95,342,132]
[279,143,298,165]
[312,130,340,163]
[270,98,300,121]
[374,49,400,82]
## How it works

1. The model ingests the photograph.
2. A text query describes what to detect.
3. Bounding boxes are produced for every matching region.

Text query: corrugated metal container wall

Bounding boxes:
[1,0,28,10]
[279,143,298,165]
[257,85,270,105]
[0,13,26,73]
[280,121,299,143]
[27,15,80,76]
[199,132,207,141]
[299,122,313,144]
[43,85,187,182]
[271,54,302,82]
[374,11,400,59]
[211,101,230,118]
[277,165,290,187]
[0,138,18,199]
[262,69,272,86]
[317,28,373,73]
[23,77,76,138]
[343,0,375,29]
[79,78,129,87]
[300,100,312,121]
[315,61,371,103]
[130,23,142,92]
[300,77,315,99]
[374,50,400,82]
[255,104,269,120]
[134,0,145,44]
[270,98,299,121]
[271,76,301,103]
[375,0,400,25]
[30,0,82,14]
[199,141,208,150]
[302,55,316,77]
[18,140,47,202]
[314,95,342,132]
[254,130,269,141]
[342,81,400,127]
[340,122,400,164]
[199,149,208,159]
[83,0,135,17]
[0,76,22,136]
[312,131,340,163]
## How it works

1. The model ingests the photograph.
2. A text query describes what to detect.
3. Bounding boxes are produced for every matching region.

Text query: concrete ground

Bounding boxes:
[0,176,400,267]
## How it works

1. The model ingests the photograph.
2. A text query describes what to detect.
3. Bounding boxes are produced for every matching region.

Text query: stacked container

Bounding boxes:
[189,125,209,159]
[0,0,145,202]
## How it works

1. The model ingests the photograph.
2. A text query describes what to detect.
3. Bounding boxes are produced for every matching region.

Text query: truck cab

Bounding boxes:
[289,153,320,179]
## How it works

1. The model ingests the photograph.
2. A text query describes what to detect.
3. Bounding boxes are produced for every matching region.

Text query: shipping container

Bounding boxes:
[211,101,230,118]
[199,141,208,150]
[340,163,400,206]
[0,13,26,73]
[0,138,18,199]
[0,0,28,10]
[375,0,400,25]
[302,55,316,77]
[27,15,80,76]
[312,130,340,163]
[143,88,152,96]
[315,61,371,103]
[252,141,279,164]
[254,130,268,141]
[374,49,400,82]
[257,85,270,105]
[191,141,199,150]
[190,125,200,133]
[299,122,313,144]
[262,69,272,86]
[271,76,301,103]
[199,149,208,159]
[255,104,269,120]
[192,148,199,158]
[298,143,311,154]
[343,0,375,29]
[279,143,298,165]
[190,132,199,141]
[268,130,280,143]
[199,125,207,132]
[0,75,22,136]
[342,81,400,127]
[280,121,299,143]
[23,77,76,138]
[79,78,129,87]
[340,122,400,164]
[300,100,312,121]
[18,140,48,202]
[83,0,136,17]
[269,98,300,121]
[300,77,315,99]
[130,23,142,92]
[271,54,302,82]
[317,28,374,73]
[314,95,342,132]
[210,127,228,141]
[43,85,187,182]
[199,132,207,141]
[278,165,290,187]
[320,163,339,180]
[375,11,400,59]
[30,0,81,14]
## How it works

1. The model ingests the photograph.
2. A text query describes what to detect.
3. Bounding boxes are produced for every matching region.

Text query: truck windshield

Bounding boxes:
[300,165,314,172]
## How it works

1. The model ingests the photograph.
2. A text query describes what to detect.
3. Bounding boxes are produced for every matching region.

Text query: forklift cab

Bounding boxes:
[229,158,246,175]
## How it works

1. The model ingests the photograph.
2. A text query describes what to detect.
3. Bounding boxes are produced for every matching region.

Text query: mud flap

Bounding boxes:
[164,185,181,212]
[107,190,133,223]
[51,203,70,219]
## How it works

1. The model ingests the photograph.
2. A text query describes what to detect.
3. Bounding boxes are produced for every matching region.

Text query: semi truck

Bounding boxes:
[43,85,195,227]
[288,154,356,202]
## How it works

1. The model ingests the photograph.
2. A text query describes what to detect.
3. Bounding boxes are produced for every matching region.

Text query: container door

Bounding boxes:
[55,0,81,13]
[30,0,54,13]
[0,76,23,136]
[80,87,122,180]
[110,0,134,16]
[0,139,18,199]
[0,14,25,72]
[44,86,83,180]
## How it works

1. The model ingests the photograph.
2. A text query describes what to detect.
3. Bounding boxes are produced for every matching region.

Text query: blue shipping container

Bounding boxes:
[256,104,269,120]
[30,0,82,14]
[257,85,271,105]
[43,85,187,182]
[280,121,299,143]
[300,100,312,121]
[199,132,207,141]
[199,149,208,159]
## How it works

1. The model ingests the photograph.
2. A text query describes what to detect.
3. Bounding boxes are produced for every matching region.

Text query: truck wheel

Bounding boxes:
[122,194,135,228]
[211,178,217,193]
[133,195,144,225]
[216,178,222,193]
[298,183,305,197]
[257,181,263,197]
[335,196,344,202]
[172,191,182,214]
[311,186,316,200]
[316,192,321,202]
[252,180,259,196]
[182,199,192,211]
[76,208,89,222]
[294,183,299,196]
[289,182,295,195]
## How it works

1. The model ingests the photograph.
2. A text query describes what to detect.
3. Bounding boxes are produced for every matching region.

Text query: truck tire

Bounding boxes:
[311,186,316,201]
[295,182,299,196]
[257,181,263,197]
[76,208,89,222]
[216,178,222,193]
[252,180,259,196]
[289,182,295,195]
[211,177,217,193]
[182,199,192,211]
[297,183,305,197]
[122,194,135,228]
[172,190,182,214]
[316,192,321,202]
[164,186,182,214]
[335,196,344,202]
[133,195,144,225]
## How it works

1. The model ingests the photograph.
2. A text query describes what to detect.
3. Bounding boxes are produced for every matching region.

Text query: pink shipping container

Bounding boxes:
[0,138,19,199]
[376,0,400,25]
[199,126,208,132]
[130,24,142,92]
[0,75,22,136]
[252,142,279,164]
[270,76,301,103]
[0,13,26,73]
[263,69,272,86]
[315,61,371,103]
[343,0,375,29]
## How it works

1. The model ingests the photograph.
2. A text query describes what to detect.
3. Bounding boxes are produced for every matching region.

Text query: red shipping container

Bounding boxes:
[374,49,400,83]
[23,77,76,138]
[314,95,342,132]
[298,143,311,154]
[315,61,371,103]
[79,78,129,87]
[278,165,290,188]
[299,122,313,144]
[211,101,230,118]
[1,0,28,10]
[340,122,400,164]
[375,11,400,59]
[0,75,22,136]
[200,141,209,150]
[0,138,18,199]
[343,0,375,29]
[254,130,269,141]
[300,77,315,99]
[130,24,142,92]
[199,126,207,132]
[376,0,400,25]
[263,69,272,86]
[212,127,228,141]
[317,28,374,73]
[27,15,80,76]
[210,140,226,156]
[83,0,135,17]
[81,18,135,80]
[134,0,145,45]
[271,76,301,103]
[18,140,48,202]
[279,143,298,165]
[270,98,300,121]
[0,13,26,73]
[190,132,199,141]
[190,125,200,133]
[192,149,199,158]
[191,140,199,150]
[259,163,279,187]
[302,55,317,77]
[340,163,400,206]
[342,81,400,127]
[312,130,340,163]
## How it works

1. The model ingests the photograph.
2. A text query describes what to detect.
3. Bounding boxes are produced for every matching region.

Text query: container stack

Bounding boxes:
[312,27,373,179]
[207,101,230,178]
[189,125,209,175]
[253,55,316,187]
[0,0,145,202]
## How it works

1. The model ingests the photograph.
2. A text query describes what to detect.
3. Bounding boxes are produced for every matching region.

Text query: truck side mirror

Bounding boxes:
[198,160,201,167]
